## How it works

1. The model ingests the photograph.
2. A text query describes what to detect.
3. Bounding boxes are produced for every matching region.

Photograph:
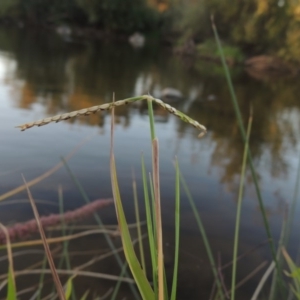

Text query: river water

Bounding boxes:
[0,27,300,299]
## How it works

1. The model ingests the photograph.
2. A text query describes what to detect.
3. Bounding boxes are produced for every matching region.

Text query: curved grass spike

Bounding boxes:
[16,95,207,137]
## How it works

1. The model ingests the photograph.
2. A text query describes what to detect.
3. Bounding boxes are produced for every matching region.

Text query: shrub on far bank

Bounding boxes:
[163,0,300,64]
[76,0,159,33]
[0,0,159,33]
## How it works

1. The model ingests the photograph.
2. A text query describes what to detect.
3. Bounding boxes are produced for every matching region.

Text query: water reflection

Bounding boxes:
[1,27,300,298]
[1,26,300,227]
[5,29,300,175]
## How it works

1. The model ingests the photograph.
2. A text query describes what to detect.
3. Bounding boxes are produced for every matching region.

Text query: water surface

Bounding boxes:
[0,27,300,299]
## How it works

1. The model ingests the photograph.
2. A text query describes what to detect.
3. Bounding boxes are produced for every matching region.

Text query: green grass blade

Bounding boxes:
[37,252,48,300]
[58,186,71,269]
[163,268,169,300]
[171,158,180,300]
[58,186,76,300]
[149,170,159,295]
[231,112,252,300]
[141,155,158,295]
[0,224,17,300]
[252,261,276,300]
[149,173,157,247]
[65,276,76,300]
[282,248,300,297]
[133,171,146,273]
[147,99,164,300]
[7,268,16,300]
[211,16,282,291]
[111,155,154,299]
[110,103,154,300]
[111,261,129,300]
[61,158,140,300]
[284,150,300,246]
[180,173,225,299]
[147,99,156,140]
[269,214,288,300]
[79,290,90,300]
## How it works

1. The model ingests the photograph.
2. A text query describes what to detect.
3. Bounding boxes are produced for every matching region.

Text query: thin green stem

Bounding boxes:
[147,97,164,300]
[269,216,287,300]
[61,158,140,300]
[180,172,225,300]
[36,251,48,300]
[111,262,129,300]
[110,101,154,300]
[152,138,164,300]
[149,173,157,247]
[147,99,156,141]
[141,155,158,295]
[285,149,300,246]
[132,170,146,273]
[231,112,252,300]
[171,158,180,300]
[211,17,280,281]
[58,186,76,300]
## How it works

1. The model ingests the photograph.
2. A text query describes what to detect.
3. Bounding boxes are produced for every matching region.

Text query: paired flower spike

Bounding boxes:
[16,95,207,138]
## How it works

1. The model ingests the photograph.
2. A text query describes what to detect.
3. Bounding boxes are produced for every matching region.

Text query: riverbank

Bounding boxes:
[1,0,300,79]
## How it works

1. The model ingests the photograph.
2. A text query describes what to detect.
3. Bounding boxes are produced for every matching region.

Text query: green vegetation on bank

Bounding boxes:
[168,0,300,62]
[0,0,159,33]
[1,0,300,64]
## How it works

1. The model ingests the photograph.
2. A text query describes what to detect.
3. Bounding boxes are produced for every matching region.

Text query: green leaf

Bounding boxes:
[171,158,180,300]
[80,290,90,300]
[65,276,75,300]
[141,155,158,295]
[282,248,300,298]
[111,155,155,300]
[6,268,17,300]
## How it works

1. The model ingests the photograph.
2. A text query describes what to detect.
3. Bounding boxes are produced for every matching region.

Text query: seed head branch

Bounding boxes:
[16,95,207,138]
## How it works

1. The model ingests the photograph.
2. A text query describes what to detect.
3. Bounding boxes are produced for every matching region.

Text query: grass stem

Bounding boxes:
[211,16,282,292]
[171,158,180,300]
[231,112,252,300]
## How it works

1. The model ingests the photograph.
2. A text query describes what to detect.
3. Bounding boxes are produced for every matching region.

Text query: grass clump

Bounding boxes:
[14,94,208,300]
[12,82,300,299]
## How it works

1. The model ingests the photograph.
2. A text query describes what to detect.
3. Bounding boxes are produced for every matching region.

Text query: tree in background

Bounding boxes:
[76,0,159,32]
[0,0,158,33]
[166,0,300,62]
[1,0,300,62]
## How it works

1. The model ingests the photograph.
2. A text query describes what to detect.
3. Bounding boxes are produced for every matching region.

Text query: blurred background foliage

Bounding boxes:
[0,0,300,62]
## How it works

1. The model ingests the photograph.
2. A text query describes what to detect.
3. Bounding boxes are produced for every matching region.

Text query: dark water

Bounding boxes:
[0,27,300,299]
